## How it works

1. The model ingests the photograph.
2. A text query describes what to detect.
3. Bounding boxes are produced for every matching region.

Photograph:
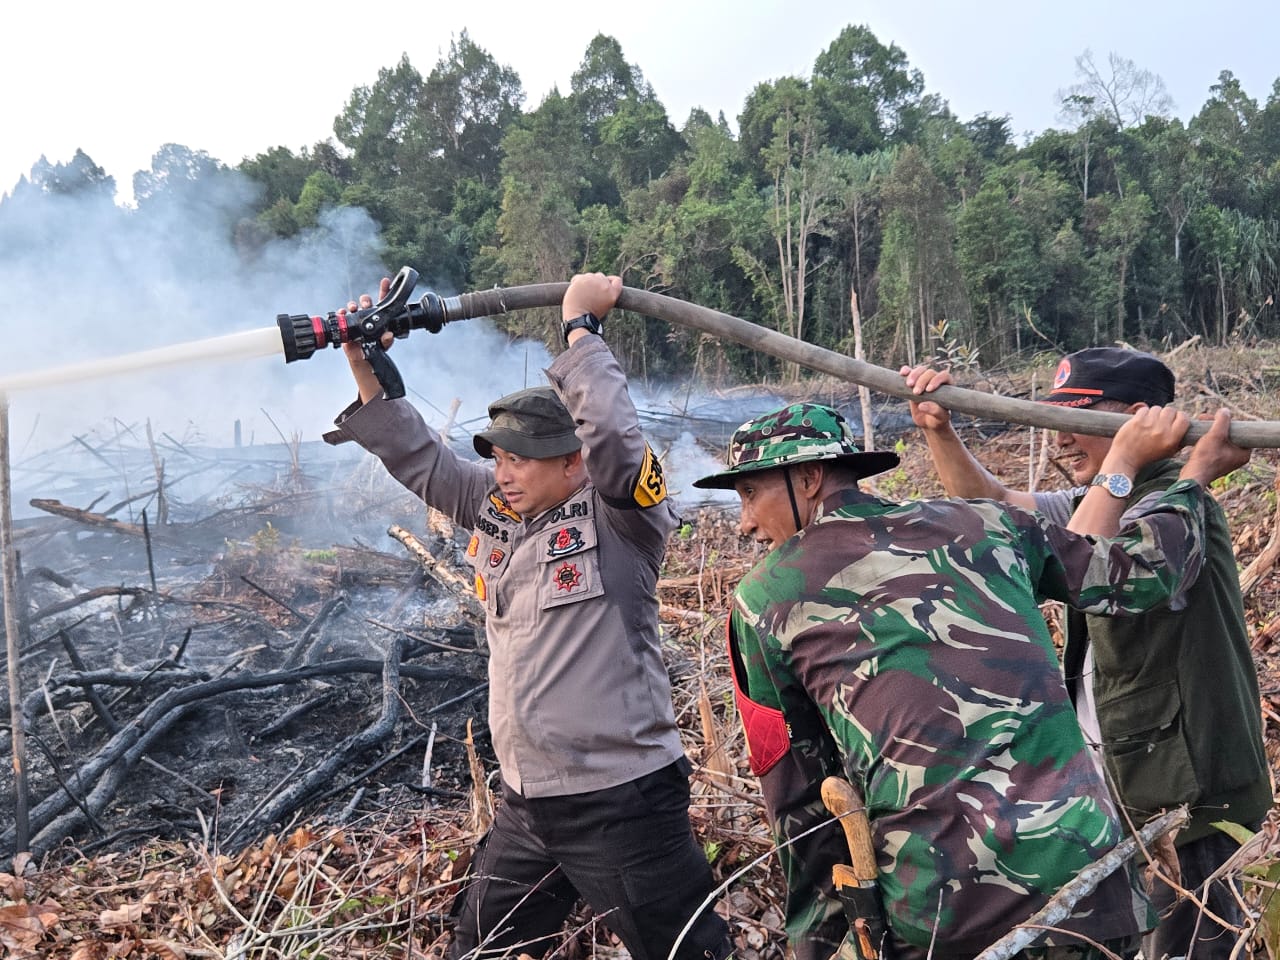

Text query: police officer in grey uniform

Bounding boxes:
[331,273,731,960]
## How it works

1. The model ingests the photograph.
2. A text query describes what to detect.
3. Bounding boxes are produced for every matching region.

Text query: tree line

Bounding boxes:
[6,27,1280,384]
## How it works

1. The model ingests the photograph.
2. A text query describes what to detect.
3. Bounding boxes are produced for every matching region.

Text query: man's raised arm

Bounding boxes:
[900,365,1038,509]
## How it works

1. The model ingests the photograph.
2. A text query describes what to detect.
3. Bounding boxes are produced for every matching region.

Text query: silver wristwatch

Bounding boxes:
[1091,472,1134,498]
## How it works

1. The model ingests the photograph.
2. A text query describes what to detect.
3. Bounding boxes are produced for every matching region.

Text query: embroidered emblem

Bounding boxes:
[553,562,583,592]
[488,548,505,568]
[466,535,479,557]
[1053,357,1071,390]
[547,526,585,557]
[474,573,487,601]
[488,494,521,524]
[632,444,668,507]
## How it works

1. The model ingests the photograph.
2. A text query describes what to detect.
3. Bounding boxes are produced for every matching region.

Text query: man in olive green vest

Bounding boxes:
[903,348,1271,960]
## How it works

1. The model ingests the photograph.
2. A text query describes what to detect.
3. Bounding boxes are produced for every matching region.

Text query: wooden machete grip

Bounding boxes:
[822,776,878,883]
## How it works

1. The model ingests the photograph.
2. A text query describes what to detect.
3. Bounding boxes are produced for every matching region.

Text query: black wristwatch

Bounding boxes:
[562,312,603,343]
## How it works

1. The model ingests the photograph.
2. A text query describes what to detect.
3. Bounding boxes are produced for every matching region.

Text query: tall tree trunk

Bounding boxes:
[1116,255,1128,341]
[1217,259,1229,345]
[851,289,875,452]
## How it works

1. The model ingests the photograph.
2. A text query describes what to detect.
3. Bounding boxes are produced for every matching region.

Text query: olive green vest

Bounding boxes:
[1065,460,1272,843]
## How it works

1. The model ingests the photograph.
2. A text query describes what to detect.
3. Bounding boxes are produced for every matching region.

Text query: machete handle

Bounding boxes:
[822,776,878,882]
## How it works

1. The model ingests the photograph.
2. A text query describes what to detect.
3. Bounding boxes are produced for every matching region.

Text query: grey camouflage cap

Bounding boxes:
[473,386,581,459]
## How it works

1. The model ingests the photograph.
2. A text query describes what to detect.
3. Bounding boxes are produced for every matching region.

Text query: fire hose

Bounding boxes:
[278,266,1280,446]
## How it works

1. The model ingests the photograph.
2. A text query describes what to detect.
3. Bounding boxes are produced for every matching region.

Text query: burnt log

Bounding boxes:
[0,654,480,857]
[28,499,184,543]
[388,524,483,624]
[234,635,404,838]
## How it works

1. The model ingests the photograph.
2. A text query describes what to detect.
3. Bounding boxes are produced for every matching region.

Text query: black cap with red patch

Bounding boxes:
[1041,347,1175,408]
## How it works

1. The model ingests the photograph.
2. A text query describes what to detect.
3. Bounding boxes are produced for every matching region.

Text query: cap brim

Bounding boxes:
[693,450,900,490]
[474,428,581,460]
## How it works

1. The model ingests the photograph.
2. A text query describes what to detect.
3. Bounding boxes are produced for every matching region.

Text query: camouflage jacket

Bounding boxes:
[728,481,1209,957]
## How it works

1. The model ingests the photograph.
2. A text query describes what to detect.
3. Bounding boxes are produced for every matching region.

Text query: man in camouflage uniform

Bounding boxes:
[695,401,1250,960]
[903,351,1271,960]
[331,273,731,960]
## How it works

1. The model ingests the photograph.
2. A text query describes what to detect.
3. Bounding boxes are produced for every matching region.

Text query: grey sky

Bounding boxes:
[4,0,1277,205]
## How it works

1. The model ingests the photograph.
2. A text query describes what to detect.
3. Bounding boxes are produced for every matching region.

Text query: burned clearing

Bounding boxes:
[2,351,1280,959]
[0,428,495,861]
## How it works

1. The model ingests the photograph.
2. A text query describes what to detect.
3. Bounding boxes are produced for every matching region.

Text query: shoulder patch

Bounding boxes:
[632,444,668,507]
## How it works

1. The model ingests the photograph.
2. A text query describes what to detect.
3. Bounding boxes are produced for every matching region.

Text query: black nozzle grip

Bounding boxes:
[363,342,405,400]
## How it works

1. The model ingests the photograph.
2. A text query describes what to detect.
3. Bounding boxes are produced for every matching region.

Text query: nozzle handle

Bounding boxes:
[363,342,405,400]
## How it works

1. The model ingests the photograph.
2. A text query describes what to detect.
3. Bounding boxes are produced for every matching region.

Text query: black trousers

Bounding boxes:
[448,759,732,960]
[1145,830,1251,960]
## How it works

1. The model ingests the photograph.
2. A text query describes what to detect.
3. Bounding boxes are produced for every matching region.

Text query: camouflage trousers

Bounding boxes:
[881,933,1141,960]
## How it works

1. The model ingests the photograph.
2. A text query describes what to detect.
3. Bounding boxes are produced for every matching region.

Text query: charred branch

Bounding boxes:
[387,524,483,624]
[1,653,479,857]
[28,499,184,543]
[238,635,405,838]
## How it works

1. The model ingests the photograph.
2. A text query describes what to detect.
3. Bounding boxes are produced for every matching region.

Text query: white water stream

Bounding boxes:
[0,326,286,395]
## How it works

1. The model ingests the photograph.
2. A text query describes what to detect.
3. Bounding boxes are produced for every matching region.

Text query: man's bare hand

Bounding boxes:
[1180,409,1250,487]
[563,272,622,322]
[339,276,393,403]
[900,364,954,431]
[339,276,394,368]
[1106,405,1188,476]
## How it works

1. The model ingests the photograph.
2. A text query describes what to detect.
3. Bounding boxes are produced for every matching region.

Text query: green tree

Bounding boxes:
[571,34,639,128]
[956,161,1071,358]
[419,31,525,202]
[838,148,895,315]
[488,91,590,340]
[811,24,924,152]
[1144,119,1207,263]
[1086,187,1153,341]
[333,54,424,188]
[877,145,968,365]
[598,96,684,190]
[733,80,850,377]
[238,145,315,211]
[294,170,343,229]
[26,149,116,200]
[133,144,231,206]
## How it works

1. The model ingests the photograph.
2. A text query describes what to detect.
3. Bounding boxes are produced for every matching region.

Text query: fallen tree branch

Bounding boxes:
[27,499,184,542]
[0,654,479,856]
[388,525,483,624]
[239,635,405,838]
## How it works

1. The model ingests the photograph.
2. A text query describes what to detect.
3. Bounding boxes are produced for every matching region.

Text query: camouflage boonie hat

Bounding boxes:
[693,402,899,489]
[473,386,581,459]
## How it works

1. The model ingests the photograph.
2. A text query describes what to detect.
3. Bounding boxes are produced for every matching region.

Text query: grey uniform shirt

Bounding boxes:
[334,336,684,797]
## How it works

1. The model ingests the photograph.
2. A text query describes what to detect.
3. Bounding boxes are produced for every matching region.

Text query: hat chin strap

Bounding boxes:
[782,467,804,535]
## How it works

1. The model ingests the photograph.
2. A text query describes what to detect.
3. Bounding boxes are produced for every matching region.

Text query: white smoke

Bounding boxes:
[0,169,550,453]
[0,164,764,518]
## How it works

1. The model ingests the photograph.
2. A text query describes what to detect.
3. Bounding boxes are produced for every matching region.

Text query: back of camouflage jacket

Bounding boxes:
[335,337,683,797]
[728,481,1209,957]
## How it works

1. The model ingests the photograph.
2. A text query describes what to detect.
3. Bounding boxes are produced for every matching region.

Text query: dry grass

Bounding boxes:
[6,339,1280,959]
